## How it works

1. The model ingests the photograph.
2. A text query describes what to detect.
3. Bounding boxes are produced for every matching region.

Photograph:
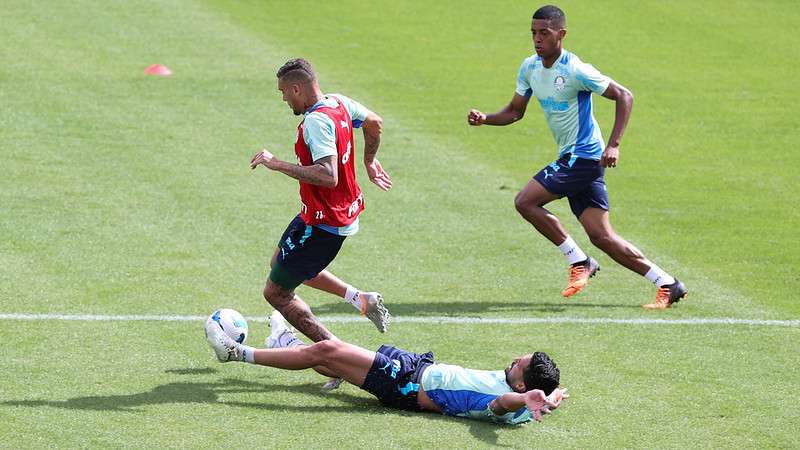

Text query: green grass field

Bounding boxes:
[2,0,799,448]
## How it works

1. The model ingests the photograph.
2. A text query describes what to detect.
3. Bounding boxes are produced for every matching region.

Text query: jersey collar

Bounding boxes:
[304,95,333,116]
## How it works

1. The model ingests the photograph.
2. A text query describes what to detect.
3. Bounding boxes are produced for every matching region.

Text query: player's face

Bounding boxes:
[531,19,565,59]
[504,354,533,392]
[277,78,303,116]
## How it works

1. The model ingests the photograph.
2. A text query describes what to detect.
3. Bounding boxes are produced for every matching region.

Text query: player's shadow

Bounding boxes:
[2,369,522,446]
[2,378,260,412]
[313,300,639,316]
[0,376,370,413]
[223,390,516,447]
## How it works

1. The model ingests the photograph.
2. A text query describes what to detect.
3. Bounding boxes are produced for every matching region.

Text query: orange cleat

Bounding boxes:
[561,257,599,298]
[643,280,688,309]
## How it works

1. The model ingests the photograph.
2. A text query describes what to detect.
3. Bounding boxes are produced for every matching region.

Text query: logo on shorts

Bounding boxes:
[554,75,566,92]
[543,169,553,180]
[379,359,401,379]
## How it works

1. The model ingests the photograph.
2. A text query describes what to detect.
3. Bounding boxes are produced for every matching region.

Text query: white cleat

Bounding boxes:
[265,310,303,349]
[360,292,390,333]
[321,377,344,392]
[205,319,243,362]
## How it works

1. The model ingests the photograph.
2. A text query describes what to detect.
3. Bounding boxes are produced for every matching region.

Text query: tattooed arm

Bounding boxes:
[360,112,392,191]
[250,151,338,189]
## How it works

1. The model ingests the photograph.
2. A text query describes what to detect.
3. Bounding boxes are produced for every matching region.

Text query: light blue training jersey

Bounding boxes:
[301,94,370,236]
[420,363,533,425]
[515,49,611,160]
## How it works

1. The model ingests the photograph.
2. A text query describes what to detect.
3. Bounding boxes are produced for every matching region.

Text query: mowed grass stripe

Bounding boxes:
[3,313,798,327]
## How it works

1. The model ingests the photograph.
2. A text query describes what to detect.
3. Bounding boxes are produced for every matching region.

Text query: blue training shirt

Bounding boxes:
[420,363,533,425]
[515,49,611,160]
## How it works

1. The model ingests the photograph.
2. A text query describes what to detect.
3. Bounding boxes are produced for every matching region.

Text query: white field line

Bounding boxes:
[1,313,798,327]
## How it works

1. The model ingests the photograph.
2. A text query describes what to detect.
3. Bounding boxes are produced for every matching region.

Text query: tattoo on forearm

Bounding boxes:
[266,287,333,342]
[364,132,380,160]
[279,163,334,187]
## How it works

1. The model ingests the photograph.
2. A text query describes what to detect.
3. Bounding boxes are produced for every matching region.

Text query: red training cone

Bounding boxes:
[143,64,173,76]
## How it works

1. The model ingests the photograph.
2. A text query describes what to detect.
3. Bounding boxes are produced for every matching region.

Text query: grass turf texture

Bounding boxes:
[1,0,798,447]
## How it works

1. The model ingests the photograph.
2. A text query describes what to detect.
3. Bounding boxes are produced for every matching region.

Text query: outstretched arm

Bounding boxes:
[468,93,531,127]
[360,111,392,191]
[599,81,634,168]
[488,389,562,422]
[250,151,338,189]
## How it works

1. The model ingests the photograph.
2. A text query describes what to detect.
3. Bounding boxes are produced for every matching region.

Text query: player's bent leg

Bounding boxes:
[578,208,650,275]
[517,178,598,297]
[263,279,335,342]
[514,179,567,245]
[253,339,374,387]
[306,339,376,387]
[273,248,391,333]
[578,208,688,308]
[303,270,347,297]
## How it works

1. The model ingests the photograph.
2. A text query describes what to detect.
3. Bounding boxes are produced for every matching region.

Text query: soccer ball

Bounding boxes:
[206,308,248,344]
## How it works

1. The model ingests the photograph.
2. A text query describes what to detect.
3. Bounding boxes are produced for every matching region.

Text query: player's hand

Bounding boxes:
[467,109,486,126]
[524,389,559,422]
[543,387,569,412]
[366,158,392,191]
[250,149,278,170]
[601,145,619,168]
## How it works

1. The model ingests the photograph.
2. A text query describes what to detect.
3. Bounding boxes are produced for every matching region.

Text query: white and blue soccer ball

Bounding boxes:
[206,308,248,344]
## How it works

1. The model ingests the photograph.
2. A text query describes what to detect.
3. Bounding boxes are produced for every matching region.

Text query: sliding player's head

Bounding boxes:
[531,5,567,59]
[505,351,560,394]
[276,58,319,115]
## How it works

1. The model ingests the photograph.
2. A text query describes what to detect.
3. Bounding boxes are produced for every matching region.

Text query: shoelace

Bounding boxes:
[567,265,586,284]
[278,330,302,347]
[655,287,671,304]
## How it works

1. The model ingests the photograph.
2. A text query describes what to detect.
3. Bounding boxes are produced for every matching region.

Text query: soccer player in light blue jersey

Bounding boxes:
[206,311,567,425]
[467,5,687,309]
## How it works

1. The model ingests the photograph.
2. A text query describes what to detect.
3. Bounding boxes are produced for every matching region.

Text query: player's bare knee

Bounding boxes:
[513,192,527,213]
[263,283,290,309]
[262,284,274,303]
[588,232,614,250]
[514,193,537,217]
[308,340,339,365]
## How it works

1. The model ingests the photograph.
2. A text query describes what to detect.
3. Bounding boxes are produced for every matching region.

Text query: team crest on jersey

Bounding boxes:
[554,75,566,92]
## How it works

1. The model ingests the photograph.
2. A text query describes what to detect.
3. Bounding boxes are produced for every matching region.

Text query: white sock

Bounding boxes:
[644,265,675,287]
[240,344,257,363]
[344,285,362,311]
[558,236,588,265]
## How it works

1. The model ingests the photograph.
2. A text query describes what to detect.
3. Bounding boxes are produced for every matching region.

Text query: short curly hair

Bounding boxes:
[276,58,316,84]
[523,351,560,394]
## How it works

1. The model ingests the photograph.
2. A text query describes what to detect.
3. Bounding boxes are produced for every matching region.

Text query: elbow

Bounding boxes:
[325,172,338,189]
[364,114,383,138]
[624,88,634,105]
[324,177,337,189]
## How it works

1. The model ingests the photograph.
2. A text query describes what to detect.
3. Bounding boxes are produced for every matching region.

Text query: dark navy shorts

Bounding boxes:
[360,345,435,412]
[270,215,346,288]
[533,154,610,218]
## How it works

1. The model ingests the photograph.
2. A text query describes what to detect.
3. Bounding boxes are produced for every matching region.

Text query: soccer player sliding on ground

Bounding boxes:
[249,58,391,389]
[467,5,687,309]
[206,311,567,424]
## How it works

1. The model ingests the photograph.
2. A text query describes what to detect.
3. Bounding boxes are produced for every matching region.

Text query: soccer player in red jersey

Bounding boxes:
[250,58,392,366]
